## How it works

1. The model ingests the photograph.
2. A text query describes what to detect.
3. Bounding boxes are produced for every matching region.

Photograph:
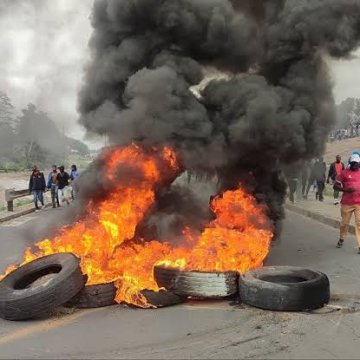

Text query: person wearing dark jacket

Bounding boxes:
[327,155,345,205]
[284,164,300,203]
[29,165,46,210]
[305,158,327,201]
[56,165,71,205]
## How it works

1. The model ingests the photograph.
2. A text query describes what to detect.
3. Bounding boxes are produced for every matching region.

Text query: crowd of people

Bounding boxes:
[285,154,353,205]
[285,152,360,254]
[29,164,79,210]
[28,155,360,253]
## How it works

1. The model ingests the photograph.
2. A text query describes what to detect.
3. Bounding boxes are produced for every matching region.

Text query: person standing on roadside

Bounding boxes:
[327,155,345,205]
[56,165,71,206]
[334,153,360,253]
[29,165,46,210]
[47,165,60,208]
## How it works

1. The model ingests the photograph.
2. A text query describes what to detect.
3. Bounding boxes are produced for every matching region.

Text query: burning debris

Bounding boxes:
[1,144,272,308]
[1,0,360,315]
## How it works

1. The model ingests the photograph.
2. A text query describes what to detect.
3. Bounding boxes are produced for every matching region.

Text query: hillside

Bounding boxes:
[324,137,360,163]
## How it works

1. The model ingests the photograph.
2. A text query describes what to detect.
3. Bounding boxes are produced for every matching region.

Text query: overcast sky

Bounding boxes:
[0,1,359,149]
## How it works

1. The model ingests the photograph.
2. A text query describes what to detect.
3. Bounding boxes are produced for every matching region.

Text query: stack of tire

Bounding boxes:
[0,253,330,321]
[153,265,330,311]
[0,253,185,321]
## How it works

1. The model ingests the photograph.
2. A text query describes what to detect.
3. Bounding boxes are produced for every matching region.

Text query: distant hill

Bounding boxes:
[325,137,360,164]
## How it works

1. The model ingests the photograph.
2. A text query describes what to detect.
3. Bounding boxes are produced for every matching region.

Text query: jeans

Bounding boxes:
[305,177,315,199]
[50,184,60,207]
[33,190,44,208]
[330,178,340,200]
[316,180,325,201]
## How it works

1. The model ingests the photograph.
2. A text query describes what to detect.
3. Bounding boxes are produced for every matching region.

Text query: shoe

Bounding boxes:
[336,239,344,248]
[334,200,339,205]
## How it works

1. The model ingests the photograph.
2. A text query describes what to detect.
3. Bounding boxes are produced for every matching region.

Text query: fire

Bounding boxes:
[1,144,273,308]
[157,188,273,273]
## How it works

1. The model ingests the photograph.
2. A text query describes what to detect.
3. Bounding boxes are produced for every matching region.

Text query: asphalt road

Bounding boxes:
[1,209,360,359]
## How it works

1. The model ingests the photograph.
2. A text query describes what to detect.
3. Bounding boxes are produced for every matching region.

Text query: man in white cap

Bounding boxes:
[334,153,360,252]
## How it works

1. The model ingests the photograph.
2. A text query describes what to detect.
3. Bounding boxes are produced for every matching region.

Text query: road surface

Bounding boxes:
[1,209,360,359]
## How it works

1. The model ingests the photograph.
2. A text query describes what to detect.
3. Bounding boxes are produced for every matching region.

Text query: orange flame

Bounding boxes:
[1,144,273,307]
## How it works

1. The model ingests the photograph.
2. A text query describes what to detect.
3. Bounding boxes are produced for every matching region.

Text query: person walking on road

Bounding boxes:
[70,164,79,181]
[305,158,326,201]
[47,165,60,208]
[334,153,360,252]
[327,155,345,205]
[29,165,46,210]
[56,165,71,206]
[301,161,312,199]
[69,164,80,200]
[284,164,299,203]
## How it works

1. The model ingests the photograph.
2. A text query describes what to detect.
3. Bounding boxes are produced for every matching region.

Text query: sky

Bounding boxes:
[329,50,360,103]
[0,1,359,149]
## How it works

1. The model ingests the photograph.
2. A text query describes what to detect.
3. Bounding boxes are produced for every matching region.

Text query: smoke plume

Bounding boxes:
[77,0,360,232]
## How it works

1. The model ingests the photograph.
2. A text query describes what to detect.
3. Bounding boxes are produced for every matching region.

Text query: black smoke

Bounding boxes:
[77,0,360,235]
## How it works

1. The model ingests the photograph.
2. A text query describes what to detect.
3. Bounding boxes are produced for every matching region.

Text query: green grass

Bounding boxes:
[0,197,33,213]
[14,198,33,207]
[323,185,334,197]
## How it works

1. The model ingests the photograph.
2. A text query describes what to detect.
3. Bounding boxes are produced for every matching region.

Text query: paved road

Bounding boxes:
[1,210,360,359]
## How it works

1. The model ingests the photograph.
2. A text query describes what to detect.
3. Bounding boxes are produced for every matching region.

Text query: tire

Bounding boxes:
[140,289,185,308]
[66,282,117,308]
[154,266,239,298]
[239,266,330,311]
[0,253,86,320]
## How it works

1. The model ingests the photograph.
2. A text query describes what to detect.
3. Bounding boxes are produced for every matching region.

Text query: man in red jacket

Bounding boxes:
[334,153,360,253]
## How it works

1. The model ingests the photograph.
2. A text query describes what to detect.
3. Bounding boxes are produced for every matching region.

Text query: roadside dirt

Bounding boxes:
[0,172,30,207]
[324,137,360,163]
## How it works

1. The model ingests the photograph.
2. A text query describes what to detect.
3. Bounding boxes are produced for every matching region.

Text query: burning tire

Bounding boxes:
[66,283,184,309]
[140,289,185,308]
[239,266,330,312]
[0,253,86,320]
[154,266,239,298]
[66,282,117,309]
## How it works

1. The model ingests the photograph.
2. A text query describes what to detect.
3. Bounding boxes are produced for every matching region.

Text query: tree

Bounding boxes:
[336,98,360,128]
[22,141,46,168]
[0,92,16,160]
[65,137,90,157]
[16,104,65,167]
[0,91,15,128]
